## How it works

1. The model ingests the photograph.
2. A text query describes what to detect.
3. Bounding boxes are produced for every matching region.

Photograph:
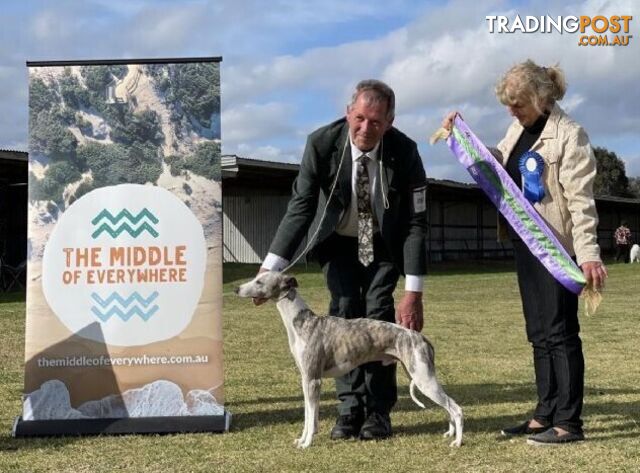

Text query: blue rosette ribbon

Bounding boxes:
[519,151,545,203]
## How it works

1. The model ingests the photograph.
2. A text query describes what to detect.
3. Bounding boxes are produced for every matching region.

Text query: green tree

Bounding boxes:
[593,146,632,197]
[78,142,162,188]
[167,63,220,129]
[29,110,79,163]
[29,78,59,118]
[628,176,640,198]
[110,109,164,146]
[165,154,184,176]
[184,141,221,181]
[30,161,82,202]
[59,68,90,110]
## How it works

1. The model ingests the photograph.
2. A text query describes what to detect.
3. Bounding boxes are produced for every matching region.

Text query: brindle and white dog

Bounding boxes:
[235,271,463,448]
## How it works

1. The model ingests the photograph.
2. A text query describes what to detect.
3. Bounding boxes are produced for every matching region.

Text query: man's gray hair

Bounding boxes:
[348,79,395,121]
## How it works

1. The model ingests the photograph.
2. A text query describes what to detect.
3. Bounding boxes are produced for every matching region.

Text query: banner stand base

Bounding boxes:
[12,411,232,437]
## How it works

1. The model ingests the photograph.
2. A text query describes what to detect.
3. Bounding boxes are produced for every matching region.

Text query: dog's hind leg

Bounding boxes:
[295,377,322,448]
[408,352,464,447]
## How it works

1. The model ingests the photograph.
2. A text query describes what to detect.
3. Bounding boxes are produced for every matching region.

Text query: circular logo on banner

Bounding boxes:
[42,184,207,347]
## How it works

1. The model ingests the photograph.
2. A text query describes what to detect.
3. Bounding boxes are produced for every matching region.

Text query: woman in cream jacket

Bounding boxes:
[443,60,607,445]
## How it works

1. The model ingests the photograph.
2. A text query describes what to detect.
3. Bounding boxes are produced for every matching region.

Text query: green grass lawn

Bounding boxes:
[0,261,639,472]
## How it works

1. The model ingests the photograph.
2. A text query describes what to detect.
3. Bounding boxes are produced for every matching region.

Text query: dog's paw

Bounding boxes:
[443,426,455,438]
[295,438,311,449]
[449,438,463,448]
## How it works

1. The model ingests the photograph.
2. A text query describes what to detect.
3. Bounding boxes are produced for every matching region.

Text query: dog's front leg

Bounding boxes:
[294,376,311,447]
[295,377,322,448]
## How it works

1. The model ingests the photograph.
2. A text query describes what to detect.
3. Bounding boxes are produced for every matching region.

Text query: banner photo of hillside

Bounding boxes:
[19,58,227,435]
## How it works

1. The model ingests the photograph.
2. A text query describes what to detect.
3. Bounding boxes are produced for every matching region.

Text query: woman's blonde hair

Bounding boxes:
[495,59,566,113]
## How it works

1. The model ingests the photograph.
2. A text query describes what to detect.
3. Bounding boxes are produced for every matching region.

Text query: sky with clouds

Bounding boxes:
[1,0,638,183]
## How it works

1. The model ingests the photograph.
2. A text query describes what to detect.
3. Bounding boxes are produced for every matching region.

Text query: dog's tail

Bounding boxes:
[409,380,426,408]
[407,334,435,409]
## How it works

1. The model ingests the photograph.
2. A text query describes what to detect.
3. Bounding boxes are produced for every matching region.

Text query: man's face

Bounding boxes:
[346,92,393,151]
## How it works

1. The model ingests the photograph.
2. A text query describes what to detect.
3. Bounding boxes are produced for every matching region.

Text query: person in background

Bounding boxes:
[614,221,632,263]
[442,59,607,445]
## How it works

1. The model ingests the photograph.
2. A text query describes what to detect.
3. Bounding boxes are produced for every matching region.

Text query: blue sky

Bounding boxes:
[1,0,638,182]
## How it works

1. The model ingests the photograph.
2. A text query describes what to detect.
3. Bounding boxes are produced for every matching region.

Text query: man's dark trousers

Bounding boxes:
[317,233,399,417]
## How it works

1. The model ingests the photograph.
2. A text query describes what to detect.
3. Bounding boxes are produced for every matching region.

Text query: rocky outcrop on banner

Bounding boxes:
[23,379,224,420]
[184,389,224,416]
[28,201,58,259]
[157,164,222,242]
[23,380,86,420]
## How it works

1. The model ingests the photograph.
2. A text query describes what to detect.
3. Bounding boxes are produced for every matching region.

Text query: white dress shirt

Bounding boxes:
[334,138,380,237]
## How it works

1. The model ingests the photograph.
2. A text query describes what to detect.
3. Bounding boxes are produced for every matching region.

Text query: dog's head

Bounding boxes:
[234,271,298,301]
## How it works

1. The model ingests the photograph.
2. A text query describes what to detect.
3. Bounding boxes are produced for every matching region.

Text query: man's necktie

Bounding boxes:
[356,154,374,266]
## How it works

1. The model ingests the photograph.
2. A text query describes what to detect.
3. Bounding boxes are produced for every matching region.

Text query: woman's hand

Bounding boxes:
[441,111,461,131]
[580,261,608,291]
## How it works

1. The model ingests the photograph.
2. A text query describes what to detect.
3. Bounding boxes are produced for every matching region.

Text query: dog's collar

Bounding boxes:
[278,288,297,302]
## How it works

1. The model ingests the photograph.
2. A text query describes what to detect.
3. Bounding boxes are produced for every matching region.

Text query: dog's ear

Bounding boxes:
[281,275,298,291]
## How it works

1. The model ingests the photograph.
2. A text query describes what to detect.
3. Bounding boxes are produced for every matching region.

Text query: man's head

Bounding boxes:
[346,80,395,152]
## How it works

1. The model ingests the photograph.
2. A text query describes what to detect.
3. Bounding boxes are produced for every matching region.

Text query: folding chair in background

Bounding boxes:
[0,257,26,291]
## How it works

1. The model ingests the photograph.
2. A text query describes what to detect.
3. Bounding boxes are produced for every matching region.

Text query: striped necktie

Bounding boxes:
[356,154,374,266]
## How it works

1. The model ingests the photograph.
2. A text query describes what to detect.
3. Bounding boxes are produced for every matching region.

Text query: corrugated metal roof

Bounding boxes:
[595,195,640,204]
[222,154,299,173]
[221,154,640,204]
[0,150,28,162]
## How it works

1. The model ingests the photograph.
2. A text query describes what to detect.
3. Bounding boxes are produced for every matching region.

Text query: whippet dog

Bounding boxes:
[235,271,463,448]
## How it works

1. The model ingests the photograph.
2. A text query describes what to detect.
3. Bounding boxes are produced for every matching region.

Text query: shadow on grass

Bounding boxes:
[0,432,78,452]
[0,290,26,304]
[222,260,518,286]
[425,259,516,276]
[228,383,640,437]
[223,263,324,285]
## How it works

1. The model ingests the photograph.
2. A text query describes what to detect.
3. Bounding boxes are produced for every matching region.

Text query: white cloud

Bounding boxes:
[225,142,302,163]
[223,29,406,105]
[221,102,294,143]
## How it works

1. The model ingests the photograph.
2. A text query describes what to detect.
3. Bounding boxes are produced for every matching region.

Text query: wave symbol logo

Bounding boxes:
[91,291,159,322]
[91,209,159,239]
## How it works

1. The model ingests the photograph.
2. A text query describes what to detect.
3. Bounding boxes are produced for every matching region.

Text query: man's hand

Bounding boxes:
[581,261,608,291]
[252,267,270,305]
[395,291,424,332]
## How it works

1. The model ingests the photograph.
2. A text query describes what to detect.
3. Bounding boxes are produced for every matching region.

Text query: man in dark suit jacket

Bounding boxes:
[258,80,428,441]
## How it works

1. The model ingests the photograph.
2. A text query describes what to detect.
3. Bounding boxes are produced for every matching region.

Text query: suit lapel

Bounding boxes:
[331,123,352,208]
[373,133,394,226]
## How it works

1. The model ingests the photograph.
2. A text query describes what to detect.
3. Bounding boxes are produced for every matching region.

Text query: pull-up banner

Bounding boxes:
[15,57,229,436]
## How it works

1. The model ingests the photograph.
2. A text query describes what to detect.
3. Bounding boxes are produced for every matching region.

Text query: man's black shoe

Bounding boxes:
[359,412,392,440]
[501,420,549,437]
[330,414,364,440]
